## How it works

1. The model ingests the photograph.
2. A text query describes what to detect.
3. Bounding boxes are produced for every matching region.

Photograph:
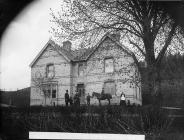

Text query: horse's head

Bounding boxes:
[92,92,99,98]
[92,92,95,97]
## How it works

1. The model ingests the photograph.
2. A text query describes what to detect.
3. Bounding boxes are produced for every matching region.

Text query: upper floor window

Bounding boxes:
[46,64,54,78]
[104,58,114,73]
[78,63,84,76]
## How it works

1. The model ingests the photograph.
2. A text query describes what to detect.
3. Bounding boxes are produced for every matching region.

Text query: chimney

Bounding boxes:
[110,31,121,42]
[63,41,72,51]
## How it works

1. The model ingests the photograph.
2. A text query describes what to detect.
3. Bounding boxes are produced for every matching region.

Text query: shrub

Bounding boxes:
[1,105,179,140]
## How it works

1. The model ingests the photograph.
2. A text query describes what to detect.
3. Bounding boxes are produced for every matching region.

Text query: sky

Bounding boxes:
[0,0,62,91]
[1,1,183,91]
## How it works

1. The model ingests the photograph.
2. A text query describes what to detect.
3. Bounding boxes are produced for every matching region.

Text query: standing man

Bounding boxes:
[69,95,73,106]
[86,93,91,106]
[65,90,69,106]
[76,91,80,106]
[74,90,80,106]
[101,88,105,95]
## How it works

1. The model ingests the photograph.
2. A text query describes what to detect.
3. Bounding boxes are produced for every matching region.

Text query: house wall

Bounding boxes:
[30,37,142,106]
[30,44,72,106]
[72,37,142,105]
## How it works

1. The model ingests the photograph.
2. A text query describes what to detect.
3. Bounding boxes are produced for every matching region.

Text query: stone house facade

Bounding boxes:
[30,33,142,106]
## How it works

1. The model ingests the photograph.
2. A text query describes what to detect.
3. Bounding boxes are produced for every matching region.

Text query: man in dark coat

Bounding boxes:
[65,90,69,106]
[74,91,80,106]
[101,87,105,98]
[69,96,73,106]
[86,93,91,106]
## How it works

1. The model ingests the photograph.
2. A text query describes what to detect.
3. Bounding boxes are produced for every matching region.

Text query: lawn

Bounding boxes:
[0,105,184,140]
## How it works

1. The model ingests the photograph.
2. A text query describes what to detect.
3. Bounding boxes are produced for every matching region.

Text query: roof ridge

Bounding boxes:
[106,34,133,55]
[49,39,95,61]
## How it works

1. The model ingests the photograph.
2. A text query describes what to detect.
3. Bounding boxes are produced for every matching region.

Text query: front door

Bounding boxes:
[77,84,85,104]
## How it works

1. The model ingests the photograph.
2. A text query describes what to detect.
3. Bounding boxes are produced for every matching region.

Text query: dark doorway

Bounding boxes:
[77,84,85,104]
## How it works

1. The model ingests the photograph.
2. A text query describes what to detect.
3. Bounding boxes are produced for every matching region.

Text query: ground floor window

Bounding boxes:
[104,81,115,95]
[42,83,57,98]
[52,85,57,98]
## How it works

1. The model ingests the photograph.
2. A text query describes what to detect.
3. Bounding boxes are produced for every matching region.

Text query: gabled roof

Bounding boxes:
[70,33,135,62]
[79,33,139,69]
[84,33,134,61]
[30,33,138,67]
[29,39,72,67]
[52,41,75,61]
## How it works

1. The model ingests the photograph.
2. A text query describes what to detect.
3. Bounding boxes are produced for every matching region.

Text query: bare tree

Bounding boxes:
[50,0,183,103]
[32,71,52,106]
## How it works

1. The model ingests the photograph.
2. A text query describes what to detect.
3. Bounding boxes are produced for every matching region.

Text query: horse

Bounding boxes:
[92,92,112,105]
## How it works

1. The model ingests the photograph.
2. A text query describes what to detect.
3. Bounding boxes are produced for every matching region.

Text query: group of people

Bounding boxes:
[65,89,127,106]
[64,90,91,106]
[65,90,80,106]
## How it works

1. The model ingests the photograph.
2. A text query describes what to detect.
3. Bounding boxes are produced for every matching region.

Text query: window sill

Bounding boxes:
[104,72,114,74]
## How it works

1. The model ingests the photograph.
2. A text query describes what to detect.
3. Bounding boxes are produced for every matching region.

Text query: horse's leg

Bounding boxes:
[99,99,101,106]
[108,99,110,105]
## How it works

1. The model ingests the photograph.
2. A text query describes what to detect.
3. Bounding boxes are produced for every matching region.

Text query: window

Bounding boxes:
[46,64,54,78]
[42,84,57,98]
[104,58,114,73]
[52,85,57,98]
[78,63,84,76]
[104,81,115,95]
[42,85,50,97]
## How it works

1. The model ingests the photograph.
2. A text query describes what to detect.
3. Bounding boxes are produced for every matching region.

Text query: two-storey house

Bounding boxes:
[30,33,142,106]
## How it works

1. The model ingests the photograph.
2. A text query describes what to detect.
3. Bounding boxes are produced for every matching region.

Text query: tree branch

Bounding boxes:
[156,22,177,66]
[129,39,146,57]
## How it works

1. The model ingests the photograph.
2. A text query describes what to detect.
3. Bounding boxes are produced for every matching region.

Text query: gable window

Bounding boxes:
[78,63,84,76]
[104,58,114,73]
[46,64,54,78]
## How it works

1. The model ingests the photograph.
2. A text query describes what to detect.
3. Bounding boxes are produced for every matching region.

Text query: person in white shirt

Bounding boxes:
[120,92,126,106]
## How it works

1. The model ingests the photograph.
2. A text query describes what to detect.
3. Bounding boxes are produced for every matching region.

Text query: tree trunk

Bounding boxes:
[144,63,163,105]
[155,65,163,106]
[143,34,157,104]
[44,96,46,106]
[142,27,163,105]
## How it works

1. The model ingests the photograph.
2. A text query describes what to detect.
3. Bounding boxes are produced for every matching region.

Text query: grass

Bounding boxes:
[0,105,183,140]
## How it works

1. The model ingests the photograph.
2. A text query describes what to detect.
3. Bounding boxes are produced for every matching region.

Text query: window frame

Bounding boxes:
[104,57,114,73]
[78,62,84,77]
[46,63,55,78]
[51,85,57,98]
[103,80,116,95]
[41,83,58,99]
